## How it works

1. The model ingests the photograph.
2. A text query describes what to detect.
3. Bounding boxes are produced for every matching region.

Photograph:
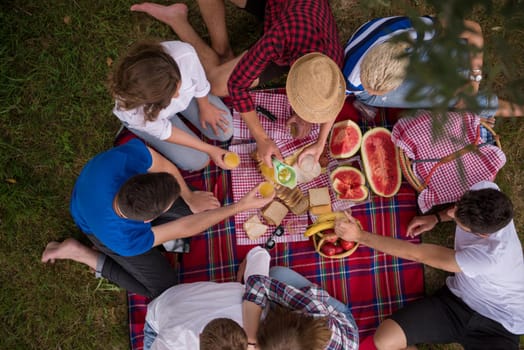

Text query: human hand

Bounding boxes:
[286,112,312,139]
[238,183,275,211]
[256,138,283,168]
[199,102,230,136]
[183,190,220,213]
[208,147,232,170]
[297,141,324,165]
[334,210,362,242]
[406,215,438,238]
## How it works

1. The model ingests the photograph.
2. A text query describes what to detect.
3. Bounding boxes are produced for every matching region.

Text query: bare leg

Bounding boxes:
[131,3,221,73]
[495,99,524,117]
[41,238,99,271]
[195,0,239,62]
[374,319,417,350]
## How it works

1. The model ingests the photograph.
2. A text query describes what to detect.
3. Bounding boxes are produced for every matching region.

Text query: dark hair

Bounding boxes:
[110,41,181,121]
[257,306,332,350]
[455,188,513,234]
[200,318,248,350]
[116,172,180,221]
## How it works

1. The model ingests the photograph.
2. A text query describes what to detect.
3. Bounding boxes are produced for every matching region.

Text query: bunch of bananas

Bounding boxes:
[303,212,346,237]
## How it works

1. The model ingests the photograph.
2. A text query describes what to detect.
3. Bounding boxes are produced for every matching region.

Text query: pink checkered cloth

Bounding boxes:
[391,110,506,213]
[232,90,320,142]
[231,91,366,245]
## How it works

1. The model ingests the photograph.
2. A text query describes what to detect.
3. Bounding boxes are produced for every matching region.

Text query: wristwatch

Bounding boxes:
[469,69,482,82]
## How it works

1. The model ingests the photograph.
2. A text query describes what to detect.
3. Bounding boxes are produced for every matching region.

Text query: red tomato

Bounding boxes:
[320,242,337,256]
[339,239,355,251]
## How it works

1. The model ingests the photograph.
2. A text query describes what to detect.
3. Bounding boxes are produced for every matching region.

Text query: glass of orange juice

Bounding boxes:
[223,152,240,169]
[258,181,275,198]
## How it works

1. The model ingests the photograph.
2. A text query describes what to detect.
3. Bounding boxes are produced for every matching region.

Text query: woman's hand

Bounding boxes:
[297,141,324,165]
[199,100,230,136]
[256,138,283,168]
[334,210,363,242]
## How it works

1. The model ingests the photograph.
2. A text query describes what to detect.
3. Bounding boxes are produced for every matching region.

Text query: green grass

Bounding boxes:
[0,1,522,349]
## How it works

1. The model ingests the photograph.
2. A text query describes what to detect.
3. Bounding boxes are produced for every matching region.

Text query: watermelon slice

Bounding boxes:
[330,166,368,201]
[361,127,401,197]
[329,120,362,159]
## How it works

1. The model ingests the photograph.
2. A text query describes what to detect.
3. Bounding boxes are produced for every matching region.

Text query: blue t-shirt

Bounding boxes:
[70,139,155,256]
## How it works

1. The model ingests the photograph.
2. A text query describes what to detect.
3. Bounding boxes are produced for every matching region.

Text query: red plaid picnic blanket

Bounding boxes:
[127,93,424,350]
[391,110,506,213]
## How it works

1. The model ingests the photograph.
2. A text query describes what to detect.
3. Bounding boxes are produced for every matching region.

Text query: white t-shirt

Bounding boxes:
[113,41,211,140]
[146,247,270,350]
[446,181,524,334]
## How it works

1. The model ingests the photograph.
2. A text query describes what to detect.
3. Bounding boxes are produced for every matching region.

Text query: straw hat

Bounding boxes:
[286,52,346,124]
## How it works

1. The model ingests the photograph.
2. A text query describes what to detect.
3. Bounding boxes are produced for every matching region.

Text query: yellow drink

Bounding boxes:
[260,163,274,180]
[223,152,240,169]
[259,181,275,198]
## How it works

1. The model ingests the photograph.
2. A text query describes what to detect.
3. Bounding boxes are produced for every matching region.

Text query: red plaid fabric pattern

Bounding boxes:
[228,0,343,113]
[392,110,506,213]
[127,94,424,350]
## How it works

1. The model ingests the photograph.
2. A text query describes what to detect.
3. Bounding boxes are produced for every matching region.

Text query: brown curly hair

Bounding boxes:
[109,41,181,121]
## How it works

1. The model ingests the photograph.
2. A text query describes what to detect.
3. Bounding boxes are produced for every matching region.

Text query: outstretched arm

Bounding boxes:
[335,212,461,273]
[151,184,274,246]
[242,109,283,167]
[147,146,220,213]
[297,118,336,164]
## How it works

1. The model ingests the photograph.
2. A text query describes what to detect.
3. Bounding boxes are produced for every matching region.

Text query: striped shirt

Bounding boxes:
[343,16,436,92]
[243,275,358,350]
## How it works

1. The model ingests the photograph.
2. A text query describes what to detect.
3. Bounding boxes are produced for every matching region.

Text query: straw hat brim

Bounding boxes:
[286,52,346,124]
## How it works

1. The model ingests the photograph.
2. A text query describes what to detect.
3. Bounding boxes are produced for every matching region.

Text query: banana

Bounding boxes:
[315,211,346,223]
[304,220,335,237]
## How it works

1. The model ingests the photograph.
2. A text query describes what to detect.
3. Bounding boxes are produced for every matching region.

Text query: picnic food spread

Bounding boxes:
[330,166,369,201]
[329,119,362,158]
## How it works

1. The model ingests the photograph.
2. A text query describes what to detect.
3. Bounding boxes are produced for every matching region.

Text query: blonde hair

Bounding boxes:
[360,41,411,94]
[200,318,248,350]
[257,306,332,350]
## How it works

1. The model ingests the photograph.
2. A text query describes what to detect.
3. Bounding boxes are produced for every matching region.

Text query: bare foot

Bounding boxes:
[130,2,189,28]
[41,238,98,270]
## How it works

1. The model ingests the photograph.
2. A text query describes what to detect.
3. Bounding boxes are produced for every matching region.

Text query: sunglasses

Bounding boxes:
[264,225,284,250]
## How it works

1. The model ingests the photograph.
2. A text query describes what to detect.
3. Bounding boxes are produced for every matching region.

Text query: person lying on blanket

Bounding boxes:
[343,16,524,123]
[130,0,346,168]
[143,246,358,350]
[334,181,524,350]
[110,40,234,172]
[41,139,274,299]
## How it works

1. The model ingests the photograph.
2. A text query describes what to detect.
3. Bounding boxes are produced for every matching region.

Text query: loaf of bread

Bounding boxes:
[262,201,289,226]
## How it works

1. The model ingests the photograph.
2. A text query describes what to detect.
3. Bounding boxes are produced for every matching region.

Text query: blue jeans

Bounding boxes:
[355,80,499,119]
[130,94,233,171]
[143,321,157,350]
[268,266,358,331]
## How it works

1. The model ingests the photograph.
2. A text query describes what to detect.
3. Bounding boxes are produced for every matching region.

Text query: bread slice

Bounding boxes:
[308,187,331,207]
[243,215,268,240]
[310,204,332,216]
[262,201,289,226]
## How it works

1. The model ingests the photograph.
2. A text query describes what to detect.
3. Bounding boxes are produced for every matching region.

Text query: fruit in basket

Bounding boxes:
[339,239,355,251]
[329,120,362,158]
[320,242,337,256]
[330,166,368,201]
[323,232,338,243]
[361,127,401,197]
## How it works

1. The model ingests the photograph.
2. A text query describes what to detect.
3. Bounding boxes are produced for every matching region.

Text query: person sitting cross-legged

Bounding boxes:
[130,0,346,168]
[41,138,273,299]
[334,181,524,350]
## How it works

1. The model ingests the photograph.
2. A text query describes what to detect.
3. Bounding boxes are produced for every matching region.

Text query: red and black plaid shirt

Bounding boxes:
[228,0,343,113]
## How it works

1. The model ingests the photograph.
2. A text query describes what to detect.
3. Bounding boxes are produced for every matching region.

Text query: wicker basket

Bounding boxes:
[398,120,501,193]
[310,220,360,259]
